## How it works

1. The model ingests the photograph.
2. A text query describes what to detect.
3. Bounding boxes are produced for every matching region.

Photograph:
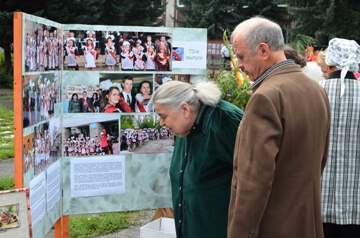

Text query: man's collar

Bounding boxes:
[251,60,295,91]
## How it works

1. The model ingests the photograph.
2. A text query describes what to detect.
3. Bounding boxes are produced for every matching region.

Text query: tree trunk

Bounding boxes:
[4,41,12,75]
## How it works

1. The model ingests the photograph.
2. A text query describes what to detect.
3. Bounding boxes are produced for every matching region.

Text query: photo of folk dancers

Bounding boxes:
[120,114,174,154]
[99,74,154,113]
[62,30,172,71]
[23,73,61,128]
[34,118,62,175]
[24,20,63,72]
[63,114,120,157]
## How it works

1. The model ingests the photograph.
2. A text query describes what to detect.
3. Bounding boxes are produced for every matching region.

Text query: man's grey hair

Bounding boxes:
[231,16,285,54]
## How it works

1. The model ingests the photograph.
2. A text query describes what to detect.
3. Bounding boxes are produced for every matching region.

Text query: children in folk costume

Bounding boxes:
[133,40,146,71]
[104,35,118,71]
[83,38,97,70]
[120,41,134,70]
[145,45,156,70]
[48,37,57,70]
[65,38,78,70]
[26,37,37,71]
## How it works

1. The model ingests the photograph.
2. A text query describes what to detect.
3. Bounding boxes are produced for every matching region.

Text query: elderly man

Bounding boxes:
[228,16,331,238]
[319,38,360,238]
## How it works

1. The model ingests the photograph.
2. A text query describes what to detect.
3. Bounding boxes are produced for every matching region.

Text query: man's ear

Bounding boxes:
[258,42,270,59]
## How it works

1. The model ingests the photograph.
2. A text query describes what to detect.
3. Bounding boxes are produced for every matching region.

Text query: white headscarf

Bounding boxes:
[325,38,360,97]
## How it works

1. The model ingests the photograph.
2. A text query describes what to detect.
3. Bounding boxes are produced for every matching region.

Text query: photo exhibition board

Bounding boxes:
[15,12,207,238]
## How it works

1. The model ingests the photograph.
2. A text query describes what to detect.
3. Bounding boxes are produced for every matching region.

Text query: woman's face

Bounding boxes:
[140,82,151,96]
[72,94,78,100]
[107,88,120,105]
[154,103,192,138]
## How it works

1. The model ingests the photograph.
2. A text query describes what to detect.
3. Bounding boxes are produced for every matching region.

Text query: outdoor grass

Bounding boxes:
[0,177,15,190]
[0,103,14,161]
[69,211,134,237]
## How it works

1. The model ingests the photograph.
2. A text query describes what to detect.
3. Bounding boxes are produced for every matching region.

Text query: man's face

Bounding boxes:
[82,92,87,98]
[232,34,264,81]
[122,79,133,94]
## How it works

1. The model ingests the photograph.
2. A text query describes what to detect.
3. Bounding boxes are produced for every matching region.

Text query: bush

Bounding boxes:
[0,52,13,89]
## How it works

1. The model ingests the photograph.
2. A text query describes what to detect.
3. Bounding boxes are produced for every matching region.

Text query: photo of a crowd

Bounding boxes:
[34,118,62,175]
[23,73,61,128]
[24,20,62,72]
[63,115,120,157]
[120,114,174,154]
[63,30,173,71]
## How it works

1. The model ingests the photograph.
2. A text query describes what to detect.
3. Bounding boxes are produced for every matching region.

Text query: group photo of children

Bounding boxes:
[34,118,62,175]
[24,20,62,72]
[63,30,173,71]
[63,114,120,157]
[23,73,61,128]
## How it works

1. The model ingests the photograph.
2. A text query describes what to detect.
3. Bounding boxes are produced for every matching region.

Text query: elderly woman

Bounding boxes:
[152,80,243,238]
[319,38,360,238]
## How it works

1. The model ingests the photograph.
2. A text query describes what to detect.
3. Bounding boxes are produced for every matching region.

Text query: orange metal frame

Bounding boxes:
[13,12,69,238]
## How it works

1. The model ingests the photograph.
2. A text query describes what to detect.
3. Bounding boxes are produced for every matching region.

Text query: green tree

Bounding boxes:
[175,0,289,39]
[100,0,165,26]
[175,0,246,39]
[285,0,360,46]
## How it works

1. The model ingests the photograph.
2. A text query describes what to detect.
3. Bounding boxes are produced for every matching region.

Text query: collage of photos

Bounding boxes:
[63,30,174,71]
[24,18,180,72]
[23,73,61,128]
[63,73,192,114]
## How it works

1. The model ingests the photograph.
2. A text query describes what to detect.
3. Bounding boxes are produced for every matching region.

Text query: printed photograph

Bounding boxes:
[23,133,35,173]
[63,114,120,157]
[63,84,100,113]
[99,74,154,113]
[34,117,62,175]
[120,114,174,154]
[23,72,61,128]
[0,203,20,231]
[63,30,172,71]
[24,19,63,72]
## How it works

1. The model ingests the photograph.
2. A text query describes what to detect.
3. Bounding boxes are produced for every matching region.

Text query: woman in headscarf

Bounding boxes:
[319,38,360,238]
